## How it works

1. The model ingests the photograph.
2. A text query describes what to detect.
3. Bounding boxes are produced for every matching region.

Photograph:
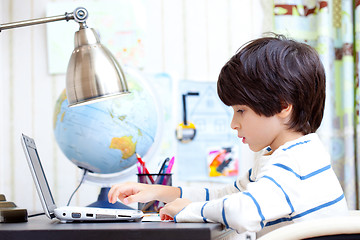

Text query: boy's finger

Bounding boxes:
[108,185,121,203]
[112,187,126,203]
[159,207,171,220]
[107,187,115,202]
[124,193,142,204]
[109,186,127,204]
[124,190,150,204]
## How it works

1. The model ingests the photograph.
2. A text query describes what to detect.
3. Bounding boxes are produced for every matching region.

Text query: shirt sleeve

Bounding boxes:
[175,165,296,233]
[179,170,252,202]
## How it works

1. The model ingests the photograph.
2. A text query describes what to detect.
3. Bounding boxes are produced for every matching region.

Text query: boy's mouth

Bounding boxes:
[242,137,246,143]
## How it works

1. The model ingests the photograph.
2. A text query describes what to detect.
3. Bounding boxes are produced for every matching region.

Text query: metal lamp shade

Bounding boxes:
[66,28,130,107]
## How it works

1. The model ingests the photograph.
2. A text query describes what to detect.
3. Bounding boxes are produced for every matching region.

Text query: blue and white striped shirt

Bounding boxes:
[174,133,348,236]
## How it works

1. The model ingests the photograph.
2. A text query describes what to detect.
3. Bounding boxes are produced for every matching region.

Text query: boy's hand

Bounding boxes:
[108,182,181,205]
[159,198,192,221]
[108,182,155,205]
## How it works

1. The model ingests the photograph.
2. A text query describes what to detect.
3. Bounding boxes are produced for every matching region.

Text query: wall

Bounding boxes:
[0,0,272,212]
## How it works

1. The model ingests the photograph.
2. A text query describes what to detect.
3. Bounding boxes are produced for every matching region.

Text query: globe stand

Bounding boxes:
[87,187,133,209]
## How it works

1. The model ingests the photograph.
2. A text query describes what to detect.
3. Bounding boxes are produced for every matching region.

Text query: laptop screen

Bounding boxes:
[21,134,57,218]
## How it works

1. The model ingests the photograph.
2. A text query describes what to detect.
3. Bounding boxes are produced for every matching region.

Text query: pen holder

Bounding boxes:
[137,173,172,213]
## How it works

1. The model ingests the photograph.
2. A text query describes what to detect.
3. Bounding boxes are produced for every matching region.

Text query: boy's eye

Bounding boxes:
[237,109,244,113]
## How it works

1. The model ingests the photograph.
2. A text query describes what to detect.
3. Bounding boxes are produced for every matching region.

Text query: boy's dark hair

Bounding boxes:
[217,34,326,135]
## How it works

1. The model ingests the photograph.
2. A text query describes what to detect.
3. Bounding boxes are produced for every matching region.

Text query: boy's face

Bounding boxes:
[230,105,291,152]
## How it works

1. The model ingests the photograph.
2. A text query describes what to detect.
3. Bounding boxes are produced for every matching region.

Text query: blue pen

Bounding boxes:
[158,158,169,174]
[155,158,169,184]
[162,157,175,186]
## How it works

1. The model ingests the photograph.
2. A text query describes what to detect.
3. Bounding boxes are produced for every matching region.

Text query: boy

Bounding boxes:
[108,35,348,237]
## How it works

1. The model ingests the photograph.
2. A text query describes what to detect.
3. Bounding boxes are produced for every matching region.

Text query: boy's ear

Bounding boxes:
[278,104,293,119]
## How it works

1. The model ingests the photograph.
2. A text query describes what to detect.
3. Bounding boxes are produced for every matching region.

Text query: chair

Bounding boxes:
[257,211,360,240]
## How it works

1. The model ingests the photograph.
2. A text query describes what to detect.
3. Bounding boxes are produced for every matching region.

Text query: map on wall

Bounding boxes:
[176,80,240,182]
[46,0,146,74]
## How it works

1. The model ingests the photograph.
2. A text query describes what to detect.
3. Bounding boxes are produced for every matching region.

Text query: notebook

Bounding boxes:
[21,133,143,222]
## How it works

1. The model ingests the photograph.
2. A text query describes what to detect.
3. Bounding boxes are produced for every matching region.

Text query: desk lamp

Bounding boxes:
[0,7,130,107]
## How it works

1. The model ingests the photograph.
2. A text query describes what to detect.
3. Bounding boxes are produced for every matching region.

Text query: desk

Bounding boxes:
[0,215,234,240]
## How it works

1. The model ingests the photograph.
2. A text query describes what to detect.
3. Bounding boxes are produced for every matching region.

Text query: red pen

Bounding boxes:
[136,153,155,183]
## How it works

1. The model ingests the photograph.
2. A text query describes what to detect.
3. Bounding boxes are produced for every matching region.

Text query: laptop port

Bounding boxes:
[86,213,94,217]
[71,212,81,218]
[96,214,116,219]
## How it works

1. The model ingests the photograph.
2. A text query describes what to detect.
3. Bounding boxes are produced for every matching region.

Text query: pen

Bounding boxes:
[165,156,175,174]
[136,153,155,183]
[137,162,142,174]
[161,156,174,186]
[158,157,169,174]
[155,158,170,184]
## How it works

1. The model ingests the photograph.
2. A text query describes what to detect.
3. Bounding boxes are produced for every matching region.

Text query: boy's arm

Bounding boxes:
[180,169,251,202]
[174,176,294,233]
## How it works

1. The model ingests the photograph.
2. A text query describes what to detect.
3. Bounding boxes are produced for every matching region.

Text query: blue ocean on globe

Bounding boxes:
[53,70,158,174]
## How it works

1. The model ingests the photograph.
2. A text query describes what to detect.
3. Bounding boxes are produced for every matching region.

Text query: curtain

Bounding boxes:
[273,0,359,209]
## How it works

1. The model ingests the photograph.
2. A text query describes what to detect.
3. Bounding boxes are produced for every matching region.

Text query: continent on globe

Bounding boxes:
[109,136,136,159]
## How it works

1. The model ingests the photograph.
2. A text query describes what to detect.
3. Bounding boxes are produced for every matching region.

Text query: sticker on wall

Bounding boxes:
[175,92,199,143]
[207,146,239,177]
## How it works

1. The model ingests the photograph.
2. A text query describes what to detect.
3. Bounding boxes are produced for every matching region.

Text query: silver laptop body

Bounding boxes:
[21,133,143,222]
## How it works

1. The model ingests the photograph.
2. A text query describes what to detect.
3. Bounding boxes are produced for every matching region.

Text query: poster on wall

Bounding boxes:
[176,80,240,182]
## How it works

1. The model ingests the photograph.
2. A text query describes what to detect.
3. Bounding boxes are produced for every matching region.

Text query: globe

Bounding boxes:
[53,69,158,178]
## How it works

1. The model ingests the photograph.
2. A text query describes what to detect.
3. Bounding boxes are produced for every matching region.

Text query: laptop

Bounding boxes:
[21,133,143,222]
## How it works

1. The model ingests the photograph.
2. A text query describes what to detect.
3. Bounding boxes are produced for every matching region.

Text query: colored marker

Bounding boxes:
[136,153,155,183]
[165,156,175,174]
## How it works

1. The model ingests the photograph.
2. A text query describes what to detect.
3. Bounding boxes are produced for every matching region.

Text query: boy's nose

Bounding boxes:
[230,117,238,130]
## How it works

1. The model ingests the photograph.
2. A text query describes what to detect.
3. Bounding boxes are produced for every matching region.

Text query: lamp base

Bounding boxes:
[87,187,133,209]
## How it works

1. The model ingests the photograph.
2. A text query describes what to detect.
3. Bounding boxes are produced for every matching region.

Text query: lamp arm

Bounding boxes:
[0,7,88,32]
